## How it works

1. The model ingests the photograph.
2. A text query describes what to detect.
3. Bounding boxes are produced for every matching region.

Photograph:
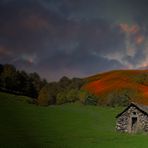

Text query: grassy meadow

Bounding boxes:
[1,92,148,147]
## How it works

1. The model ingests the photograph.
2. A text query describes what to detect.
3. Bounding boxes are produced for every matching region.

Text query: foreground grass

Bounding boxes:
[0,92,148,147]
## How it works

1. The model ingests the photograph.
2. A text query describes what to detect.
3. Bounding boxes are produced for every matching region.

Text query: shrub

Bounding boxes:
[78,90,97,105]
[56,92,67,105]
[66,89,79,103]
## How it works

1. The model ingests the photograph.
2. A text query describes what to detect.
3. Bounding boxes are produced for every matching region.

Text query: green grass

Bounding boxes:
[1,92,148,147]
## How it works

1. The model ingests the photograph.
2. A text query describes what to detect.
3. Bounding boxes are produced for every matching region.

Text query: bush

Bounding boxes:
[78,90,97,105]
[85,95,97,105]
[66,89,79,103]
[56,92,67,105]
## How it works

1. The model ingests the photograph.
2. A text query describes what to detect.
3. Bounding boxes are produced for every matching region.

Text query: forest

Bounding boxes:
[0,64,97,106]
[0,64,47,98]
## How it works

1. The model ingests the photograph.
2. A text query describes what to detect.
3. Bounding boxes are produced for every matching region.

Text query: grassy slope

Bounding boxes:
[1,92,148,147]
[83,70,148,105]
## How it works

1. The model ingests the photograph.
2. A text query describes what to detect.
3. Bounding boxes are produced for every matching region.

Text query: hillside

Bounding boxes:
[83,70,148,105]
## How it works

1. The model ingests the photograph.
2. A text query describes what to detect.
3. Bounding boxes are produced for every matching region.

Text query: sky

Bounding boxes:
[0,0,148,81]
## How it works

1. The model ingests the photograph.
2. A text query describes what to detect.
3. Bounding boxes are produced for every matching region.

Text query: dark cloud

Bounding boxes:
[0,0,148,81]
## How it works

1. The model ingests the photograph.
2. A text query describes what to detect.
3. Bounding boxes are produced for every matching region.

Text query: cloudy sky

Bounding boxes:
[0,0,148,81]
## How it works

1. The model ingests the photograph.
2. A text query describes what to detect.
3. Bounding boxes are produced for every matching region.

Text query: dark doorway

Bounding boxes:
[131,117,137,132]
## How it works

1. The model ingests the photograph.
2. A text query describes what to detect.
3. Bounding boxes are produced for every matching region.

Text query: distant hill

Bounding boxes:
[82,70,148,105]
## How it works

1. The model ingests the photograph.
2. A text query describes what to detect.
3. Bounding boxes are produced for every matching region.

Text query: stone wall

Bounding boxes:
[116,106,148,133]
[116,109,129,132]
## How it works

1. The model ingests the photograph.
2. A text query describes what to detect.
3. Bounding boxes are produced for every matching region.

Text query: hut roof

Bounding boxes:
[116,102,148,118]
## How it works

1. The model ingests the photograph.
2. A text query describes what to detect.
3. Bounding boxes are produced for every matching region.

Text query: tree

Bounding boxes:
[14,70,27,93]
[0,64,3,74]
[56,92,67,105]
[59,76,71,91]
[29,72,42,98]
[0,64,4,87]
[0,64,17,91]
[69,78,84,90]
[16,71,47,98]
[47,82,59,104]
[38,82,59,106]
[66,89,78,103]
[37,85,52,106]
[30,73,43,89]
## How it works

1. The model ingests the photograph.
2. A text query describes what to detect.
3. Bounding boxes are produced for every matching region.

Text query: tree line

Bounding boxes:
[0,64,47,98]
[37,76,97,106]
[0,64,97,106]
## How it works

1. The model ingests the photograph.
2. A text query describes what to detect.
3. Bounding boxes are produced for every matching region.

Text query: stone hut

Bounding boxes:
[116,102,148,133]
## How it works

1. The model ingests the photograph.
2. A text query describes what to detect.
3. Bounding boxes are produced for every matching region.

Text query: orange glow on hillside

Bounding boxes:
[83,70,148,105]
